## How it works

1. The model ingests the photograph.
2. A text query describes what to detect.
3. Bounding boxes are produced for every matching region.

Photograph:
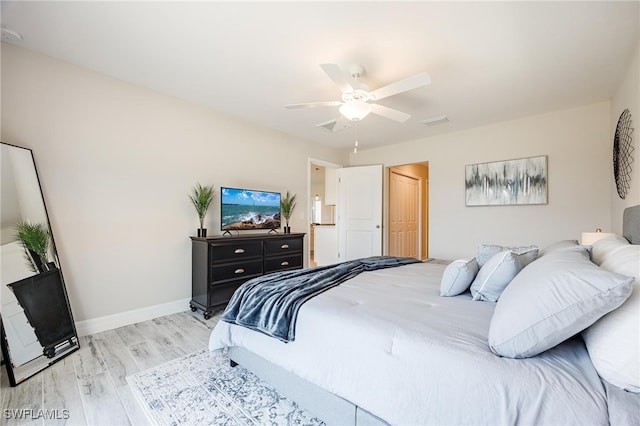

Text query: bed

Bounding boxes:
[209,206,640,425]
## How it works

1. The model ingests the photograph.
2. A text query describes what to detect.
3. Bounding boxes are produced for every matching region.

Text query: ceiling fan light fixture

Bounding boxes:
[339,100,372,121]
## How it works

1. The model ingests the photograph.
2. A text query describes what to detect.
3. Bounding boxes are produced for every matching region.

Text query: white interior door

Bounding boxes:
[1,284,43,366]
[1,242,45,366]
[337,165,383,261]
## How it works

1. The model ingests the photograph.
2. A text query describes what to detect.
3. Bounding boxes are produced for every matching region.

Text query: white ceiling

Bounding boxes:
[1,1,638,151]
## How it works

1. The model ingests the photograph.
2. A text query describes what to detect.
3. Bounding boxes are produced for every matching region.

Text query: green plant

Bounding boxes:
[280,191,297,226]
[15,220,50,272]
[189,183,215,229]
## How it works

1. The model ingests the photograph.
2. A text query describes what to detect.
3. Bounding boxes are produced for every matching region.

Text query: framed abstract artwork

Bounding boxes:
[465,155,548,206]
[613,108,634,200]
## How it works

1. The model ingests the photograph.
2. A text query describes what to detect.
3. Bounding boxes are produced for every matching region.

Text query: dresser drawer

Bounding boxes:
[264,238,302,256]
[264,254,303,273]
[209,281,244,307]
[211,259,263,283]
[210,241,262,263]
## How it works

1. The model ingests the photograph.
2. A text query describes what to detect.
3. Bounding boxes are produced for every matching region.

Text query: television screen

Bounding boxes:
[221,187,281,231]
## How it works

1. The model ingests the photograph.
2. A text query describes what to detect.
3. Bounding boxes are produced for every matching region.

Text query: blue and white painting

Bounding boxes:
[465,156,548,206]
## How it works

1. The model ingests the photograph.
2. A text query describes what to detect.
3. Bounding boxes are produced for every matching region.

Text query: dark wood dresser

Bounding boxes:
[190,233,305,319]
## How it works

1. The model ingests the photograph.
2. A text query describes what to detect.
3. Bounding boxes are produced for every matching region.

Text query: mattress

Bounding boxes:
[209,261,610,425]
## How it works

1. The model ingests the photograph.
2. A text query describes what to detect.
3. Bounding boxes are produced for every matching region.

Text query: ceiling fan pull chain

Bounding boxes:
[354,121,359,153]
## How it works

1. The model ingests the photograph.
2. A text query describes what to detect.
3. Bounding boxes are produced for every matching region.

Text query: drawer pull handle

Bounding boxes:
[281,261,289,266]
[234,248,245,254]
[234,268,245,274]
[281,244,290,249]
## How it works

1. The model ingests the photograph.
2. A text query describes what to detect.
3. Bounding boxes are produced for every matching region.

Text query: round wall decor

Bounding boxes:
[613,108,634,199]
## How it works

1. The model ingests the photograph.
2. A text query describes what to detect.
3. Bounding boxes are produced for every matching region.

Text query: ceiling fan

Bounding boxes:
[285,64,431,132]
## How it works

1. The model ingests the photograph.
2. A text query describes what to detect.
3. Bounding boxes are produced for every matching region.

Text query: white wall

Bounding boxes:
[348,102,612,260]
[1,44,346,324]
[610,42,640,232]
[0,149,21,243]
[3,39,635,327]
[0,145,52,251]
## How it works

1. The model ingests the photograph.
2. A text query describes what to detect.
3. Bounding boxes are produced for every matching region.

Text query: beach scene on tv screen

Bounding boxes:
[221,188,281,230]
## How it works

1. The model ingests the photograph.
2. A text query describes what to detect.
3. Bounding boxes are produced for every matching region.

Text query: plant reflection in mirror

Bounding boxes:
[15,220,51,273]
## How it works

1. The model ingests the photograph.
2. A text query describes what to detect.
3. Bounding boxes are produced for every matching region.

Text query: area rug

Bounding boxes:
[126,349,324,426]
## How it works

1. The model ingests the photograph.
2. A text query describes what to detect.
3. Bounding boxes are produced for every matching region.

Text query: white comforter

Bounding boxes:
[210,262,609,425]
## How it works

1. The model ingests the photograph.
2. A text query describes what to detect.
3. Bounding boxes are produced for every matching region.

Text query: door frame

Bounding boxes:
[308,157,342,266]
[385,162,429,259]
[388,169,422,259]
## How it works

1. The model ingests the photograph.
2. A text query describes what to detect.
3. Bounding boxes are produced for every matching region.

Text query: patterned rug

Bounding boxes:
[126,349,324,426]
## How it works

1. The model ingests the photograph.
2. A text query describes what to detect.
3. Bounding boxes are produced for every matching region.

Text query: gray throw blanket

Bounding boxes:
[221,256,421,342]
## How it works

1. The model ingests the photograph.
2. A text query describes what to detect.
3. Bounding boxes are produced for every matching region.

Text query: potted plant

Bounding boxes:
[280,191,297,234]
[189,183,214,237]
[15,220,52,273]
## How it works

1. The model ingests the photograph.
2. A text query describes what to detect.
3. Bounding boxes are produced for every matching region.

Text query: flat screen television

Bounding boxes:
[220,187,281,231]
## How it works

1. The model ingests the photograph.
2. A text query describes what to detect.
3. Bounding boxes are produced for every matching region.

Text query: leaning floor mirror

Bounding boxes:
[0,142,79,386]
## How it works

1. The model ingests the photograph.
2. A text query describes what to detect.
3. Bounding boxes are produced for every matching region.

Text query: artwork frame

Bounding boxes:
[465,155,548,206]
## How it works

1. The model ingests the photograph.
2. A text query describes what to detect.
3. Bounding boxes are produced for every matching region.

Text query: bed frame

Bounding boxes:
[229,346,385,426]
[229,204,640,426]
[623,204,640,244]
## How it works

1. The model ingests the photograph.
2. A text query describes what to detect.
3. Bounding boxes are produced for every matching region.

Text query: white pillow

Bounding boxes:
[440,258,479,296]
[489,246,634,358]
[582,244,640,392]
[591,235,629,265]
[470,248,538,302]
[537,239,578,257]
[476,244,537,268]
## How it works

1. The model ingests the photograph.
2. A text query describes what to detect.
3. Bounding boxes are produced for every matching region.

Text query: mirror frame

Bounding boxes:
[0,141,79,386]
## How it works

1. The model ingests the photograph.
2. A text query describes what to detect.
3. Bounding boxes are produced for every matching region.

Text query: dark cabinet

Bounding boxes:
[190,233,305,319]
[7,268,77,359]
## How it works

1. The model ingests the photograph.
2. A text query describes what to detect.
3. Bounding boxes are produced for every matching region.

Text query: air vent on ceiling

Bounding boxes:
[420,115,449,126]
[316,119,351,133]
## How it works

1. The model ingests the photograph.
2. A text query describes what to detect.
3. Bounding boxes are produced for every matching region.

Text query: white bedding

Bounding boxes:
[209,261,610,425]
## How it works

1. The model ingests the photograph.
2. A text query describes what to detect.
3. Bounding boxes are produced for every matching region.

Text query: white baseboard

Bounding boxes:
[74,298,192,337]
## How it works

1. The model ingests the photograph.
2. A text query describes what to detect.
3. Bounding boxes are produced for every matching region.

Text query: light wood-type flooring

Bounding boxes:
[0,309,223,426]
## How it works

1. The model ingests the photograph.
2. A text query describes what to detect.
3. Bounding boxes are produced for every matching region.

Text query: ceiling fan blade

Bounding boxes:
[370,104,411,123]
[285,101,342,109]
[370,72,431,101]
[320,64,354,94]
